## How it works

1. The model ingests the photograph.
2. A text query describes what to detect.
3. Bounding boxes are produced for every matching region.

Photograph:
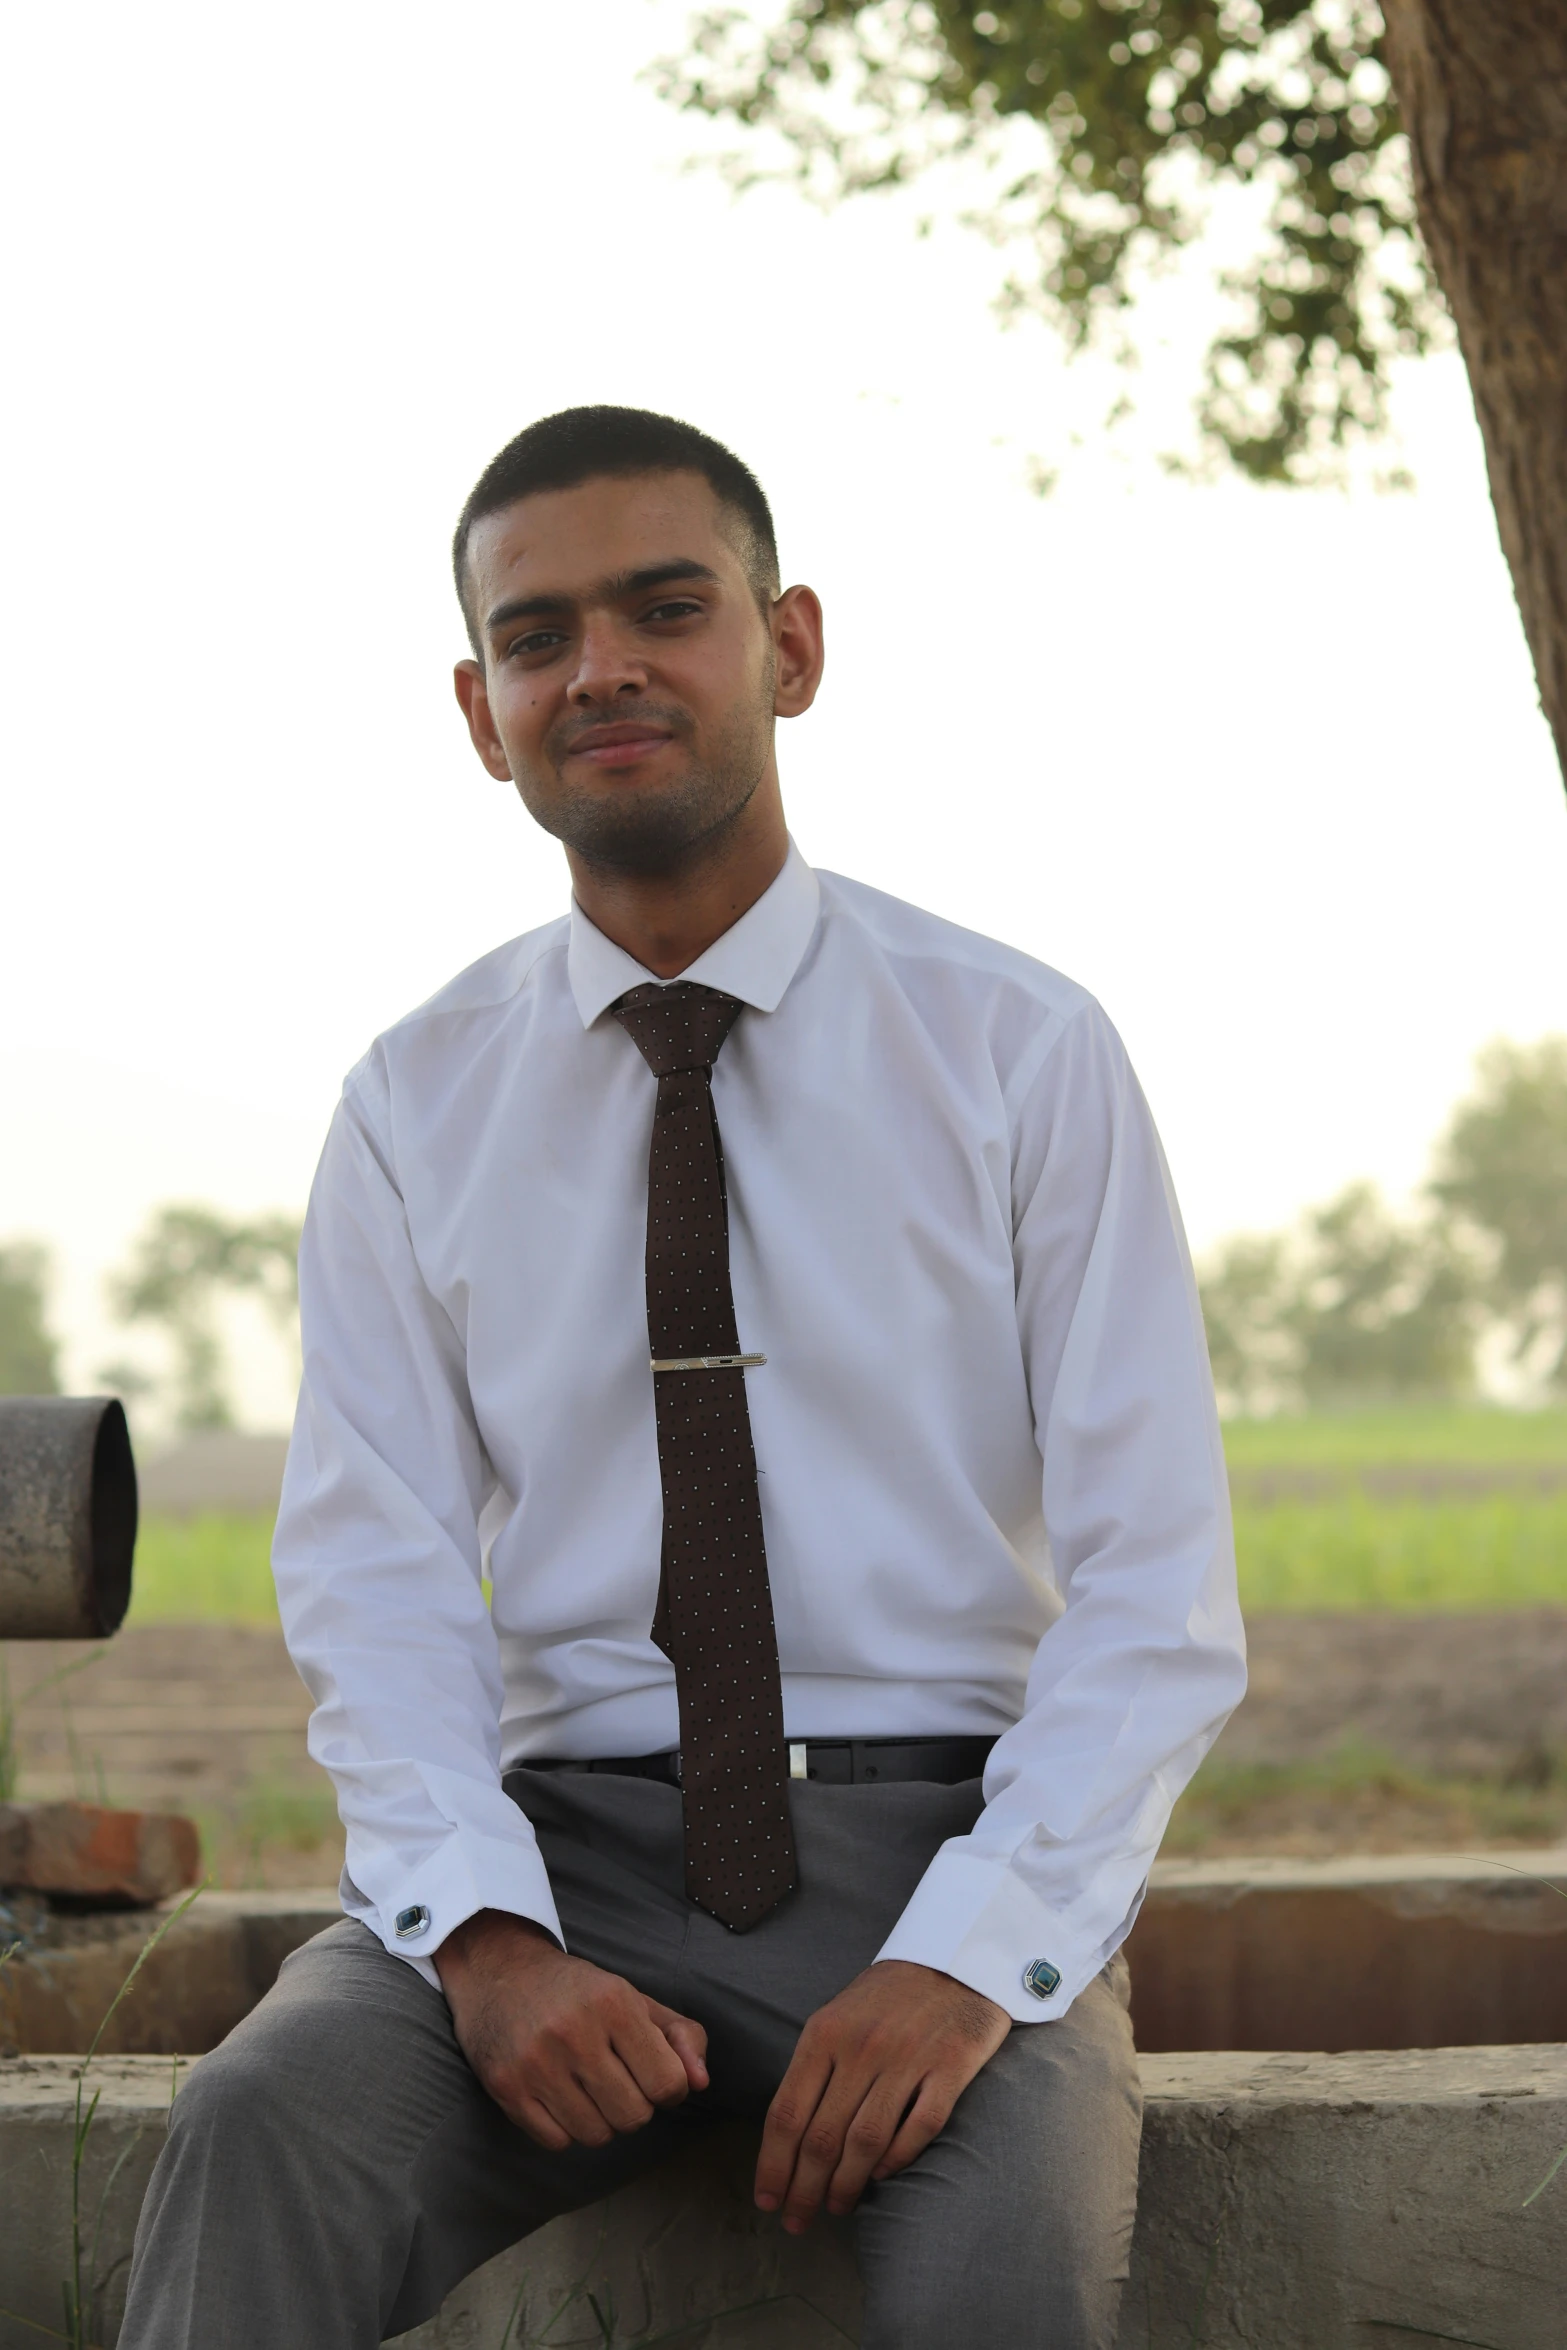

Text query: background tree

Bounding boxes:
[659,2,1567,786]
[1431,1036,1567,1388]
[1287,1179,1477,1403]
[1197,1230,1296,1416]
[1198,1181,1478,1413]
[1380,2,1567,794]
[0,1242,61,1396]
[108,1205,302,1433]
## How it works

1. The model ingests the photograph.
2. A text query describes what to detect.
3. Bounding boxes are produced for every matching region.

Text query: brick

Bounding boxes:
[0,1802,200,1904]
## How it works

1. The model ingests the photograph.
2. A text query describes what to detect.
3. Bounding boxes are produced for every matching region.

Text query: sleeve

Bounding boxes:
[271,1050,563,1987]
[873,999,1247,2023]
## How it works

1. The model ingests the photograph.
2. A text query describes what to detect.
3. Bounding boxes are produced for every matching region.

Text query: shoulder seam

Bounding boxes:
[1001,994,1098,1128]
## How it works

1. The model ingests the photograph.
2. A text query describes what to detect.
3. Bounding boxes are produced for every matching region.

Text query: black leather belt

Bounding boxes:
[523,1735,995,1789]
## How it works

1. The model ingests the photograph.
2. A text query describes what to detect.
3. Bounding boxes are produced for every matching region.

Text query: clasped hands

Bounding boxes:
[435,1912,1010,2231]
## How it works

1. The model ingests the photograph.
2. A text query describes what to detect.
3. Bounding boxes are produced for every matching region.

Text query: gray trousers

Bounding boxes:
[120,1771,1142,2348]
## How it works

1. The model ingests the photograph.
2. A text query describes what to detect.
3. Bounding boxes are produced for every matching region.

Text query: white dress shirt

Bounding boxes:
[274,842,1246,2024]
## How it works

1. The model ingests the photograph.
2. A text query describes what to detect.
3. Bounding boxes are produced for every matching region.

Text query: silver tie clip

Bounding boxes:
[650,1353,767,1373]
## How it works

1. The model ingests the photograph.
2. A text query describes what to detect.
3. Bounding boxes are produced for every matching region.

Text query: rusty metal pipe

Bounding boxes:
[0,1398,136,1638]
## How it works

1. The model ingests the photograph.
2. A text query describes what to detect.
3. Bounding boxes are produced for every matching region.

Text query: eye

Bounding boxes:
[506,628,567,659]
[643,598,704,624]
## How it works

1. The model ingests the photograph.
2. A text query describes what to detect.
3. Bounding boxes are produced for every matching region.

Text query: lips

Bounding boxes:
[566,724,673,768]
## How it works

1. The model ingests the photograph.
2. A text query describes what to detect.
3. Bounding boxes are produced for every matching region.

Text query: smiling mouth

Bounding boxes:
[566,728,674,769]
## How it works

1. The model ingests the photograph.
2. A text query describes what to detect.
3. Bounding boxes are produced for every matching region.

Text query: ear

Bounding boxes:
[454,659,515,781]
[771,586,825,720]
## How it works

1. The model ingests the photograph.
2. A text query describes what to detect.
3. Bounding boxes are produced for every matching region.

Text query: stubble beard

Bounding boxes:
[522,690,775,882]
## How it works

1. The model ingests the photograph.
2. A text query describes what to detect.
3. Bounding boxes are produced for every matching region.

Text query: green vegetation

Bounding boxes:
[1232,1493,1567,1613]
[1222,1403,1567,1610]
[0,1239,60,1395]
[109,1204,302,1432]
[658,0,1440,488]
[1201,1183,1481,1415]
[1200,1040,1567,1414]
[1223,1403,1567,1468]
[1434,1038,1567,1389]
[129,1514,278,1624]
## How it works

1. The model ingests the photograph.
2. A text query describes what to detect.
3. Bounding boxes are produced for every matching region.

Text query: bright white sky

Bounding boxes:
[3,2,1564,1426]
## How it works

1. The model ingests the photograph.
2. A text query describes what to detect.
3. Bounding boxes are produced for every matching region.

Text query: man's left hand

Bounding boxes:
[754,1961,1010,2232]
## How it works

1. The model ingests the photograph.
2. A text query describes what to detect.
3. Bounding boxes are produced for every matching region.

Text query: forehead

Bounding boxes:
[464,470,746,610]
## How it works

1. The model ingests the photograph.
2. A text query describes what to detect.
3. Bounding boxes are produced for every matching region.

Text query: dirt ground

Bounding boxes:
[7,1627,330,1888]
[11,1614,1567,1886]
[1225,1609,1567,1776]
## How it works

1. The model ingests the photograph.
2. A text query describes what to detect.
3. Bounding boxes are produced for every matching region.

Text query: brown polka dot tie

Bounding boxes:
[612,981,798,1932]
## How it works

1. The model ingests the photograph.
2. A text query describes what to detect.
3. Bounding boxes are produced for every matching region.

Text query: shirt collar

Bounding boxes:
[567,838,821,1029]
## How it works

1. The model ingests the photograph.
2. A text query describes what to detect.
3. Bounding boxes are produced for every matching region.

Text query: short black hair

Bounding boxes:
[452,405,780,658]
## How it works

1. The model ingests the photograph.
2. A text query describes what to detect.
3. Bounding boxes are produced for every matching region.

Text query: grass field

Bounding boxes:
[127,1405,1567,1624]
[129,1513,279,1625]
[1222,1402,1567,1468]
[1228,1403,1567,1610]
[1231,1492,1567,1609]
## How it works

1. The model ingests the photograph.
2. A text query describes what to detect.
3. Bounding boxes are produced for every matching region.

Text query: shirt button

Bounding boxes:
[1023,1957,1062,1999]
[394,1904,432,1940]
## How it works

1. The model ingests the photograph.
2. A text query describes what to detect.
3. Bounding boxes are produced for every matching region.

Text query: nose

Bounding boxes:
[567,614,648,705]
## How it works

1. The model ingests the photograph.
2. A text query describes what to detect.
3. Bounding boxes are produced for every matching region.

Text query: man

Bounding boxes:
[121,406,1245,2349]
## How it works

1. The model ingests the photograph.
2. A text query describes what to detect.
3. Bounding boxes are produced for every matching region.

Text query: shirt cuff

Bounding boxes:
[873,1845,1106,2024]
[340,1827,565,1992]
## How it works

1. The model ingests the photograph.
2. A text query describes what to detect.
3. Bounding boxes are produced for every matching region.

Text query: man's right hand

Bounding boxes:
[433,1909,708,2151]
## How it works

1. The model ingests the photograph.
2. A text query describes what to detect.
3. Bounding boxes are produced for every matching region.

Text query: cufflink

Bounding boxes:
[1023,1957,1062,2000]
[394,1904,431,1940]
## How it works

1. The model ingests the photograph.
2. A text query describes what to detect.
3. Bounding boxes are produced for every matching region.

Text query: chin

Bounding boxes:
[568,787,752,878]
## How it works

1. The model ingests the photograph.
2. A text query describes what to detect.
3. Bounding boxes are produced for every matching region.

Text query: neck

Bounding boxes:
[565,778,790,979]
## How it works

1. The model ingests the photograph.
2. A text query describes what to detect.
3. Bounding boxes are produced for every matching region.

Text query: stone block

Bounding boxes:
[0,1802,200,1904]
[0,2057,192,2350]
[1124,2044,1567,2349]
[4,2047,1567,2350]
[0,1890,340,2057]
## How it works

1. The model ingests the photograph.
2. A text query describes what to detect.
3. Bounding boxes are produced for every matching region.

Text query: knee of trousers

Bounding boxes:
[856,2111,1139,2350]
[151,1950,477,2229]
[162,2030,298,2163]
[860,2220,1129,2350]
[163,1967,397,2169]
[857,1999,1141,2350]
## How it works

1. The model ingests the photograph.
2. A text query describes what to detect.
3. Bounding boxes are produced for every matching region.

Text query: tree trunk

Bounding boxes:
[1382,0,1567,794]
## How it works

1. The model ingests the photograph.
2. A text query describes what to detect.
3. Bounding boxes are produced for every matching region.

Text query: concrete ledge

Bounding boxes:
[1125,2044,1567,2349]
[0,1890,341,2057]
[5,2046,1566,2349]
[0,2056,195,2350]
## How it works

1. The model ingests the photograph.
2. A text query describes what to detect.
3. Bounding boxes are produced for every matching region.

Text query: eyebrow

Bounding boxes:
[484,559,720,636]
